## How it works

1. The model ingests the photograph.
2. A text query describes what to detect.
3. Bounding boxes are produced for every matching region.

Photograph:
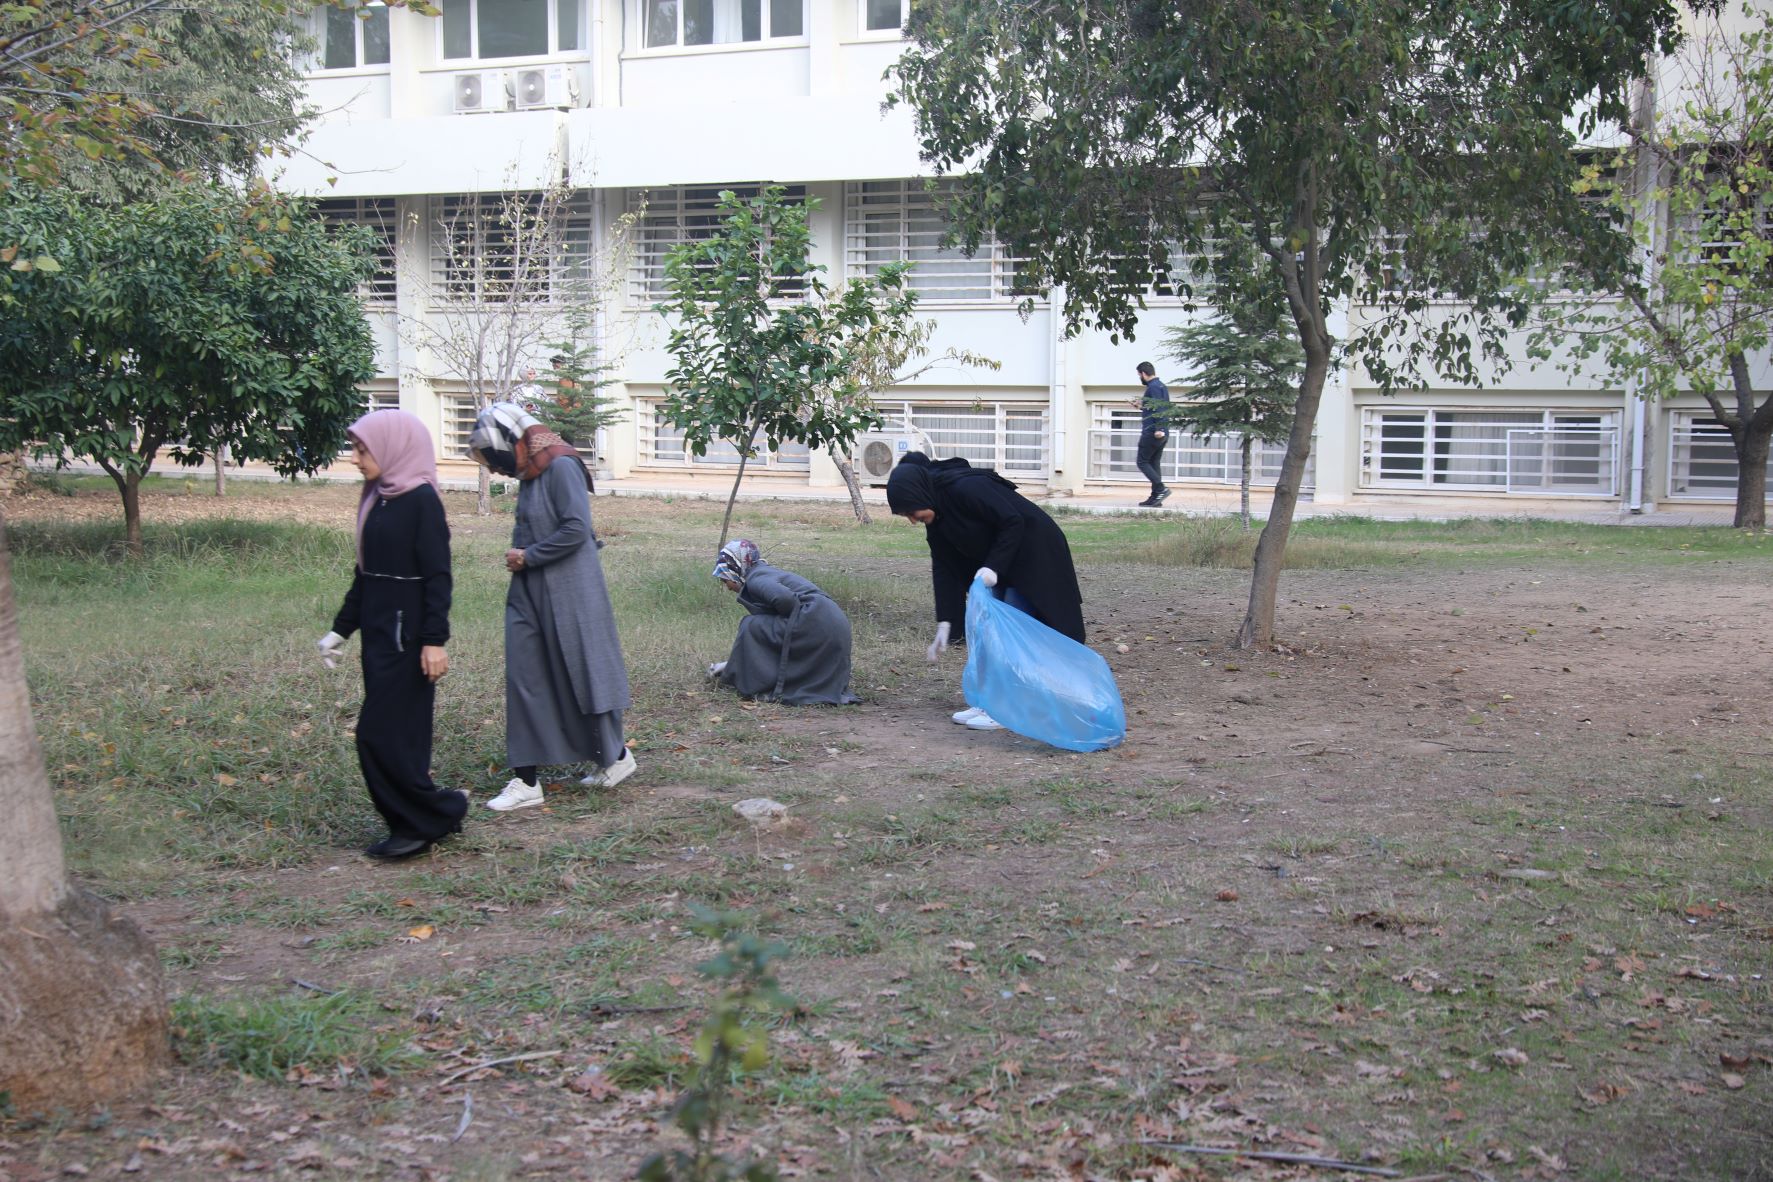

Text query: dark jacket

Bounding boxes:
[922,472,1086,643]
[1140,375,1171,434]
[332,483,451,649]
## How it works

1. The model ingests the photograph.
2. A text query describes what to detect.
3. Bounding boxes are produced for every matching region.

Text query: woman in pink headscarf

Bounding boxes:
[316,409,465,859]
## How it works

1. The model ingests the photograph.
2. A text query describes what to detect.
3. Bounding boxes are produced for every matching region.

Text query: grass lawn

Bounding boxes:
[4,479,1770,1181]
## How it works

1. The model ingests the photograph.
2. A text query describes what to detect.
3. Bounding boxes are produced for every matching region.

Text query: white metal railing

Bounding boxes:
[1668,422,1771,500]
[1504,427,1620,496]
[1086,428,1313,491]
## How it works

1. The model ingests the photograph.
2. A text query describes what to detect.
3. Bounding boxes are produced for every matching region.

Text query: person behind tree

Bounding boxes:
[884,452,1085,732]
[466,403,637,811]
[316,410,466,859]
[707,539,860,706]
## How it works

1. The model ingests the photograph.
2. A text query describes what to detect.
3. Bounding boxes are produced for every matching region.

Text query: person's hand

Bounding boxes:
[420,645,449,682]
[505,548,527,573]
[1153,429,1167,439]
[316,631,345,669]
[708,661,727,677]
[974,567,998,588]
[926,621,952,663]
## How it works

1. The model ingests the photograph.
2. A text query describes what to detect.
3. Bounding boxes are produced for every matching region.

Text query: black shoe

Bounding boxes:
[365,835,433,860]
[1153,487,1172,505]
[1137,497,1159,508]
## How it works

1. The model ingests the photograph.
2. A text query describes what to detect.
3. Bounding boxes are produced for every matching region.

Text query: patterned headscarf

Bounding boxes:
[468,401,584,485]
[347,409,439,567]
[711,539,762,587]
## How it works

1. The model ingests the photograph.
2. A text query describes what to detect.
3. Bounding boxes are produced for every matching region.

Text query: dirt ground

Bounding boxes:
[3,482,1770,1182]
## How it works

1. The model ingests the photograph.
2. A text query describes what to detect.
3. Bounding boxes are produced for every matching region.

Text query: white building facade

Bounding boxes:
[278,0,1769,515]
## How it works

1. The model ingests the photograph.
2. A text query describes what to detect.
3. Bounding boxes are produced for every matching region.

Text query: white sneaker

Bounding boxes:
[580,748,638,790]
[485,778,544,811]
[964,712,1004,731]
[951,706,986,725]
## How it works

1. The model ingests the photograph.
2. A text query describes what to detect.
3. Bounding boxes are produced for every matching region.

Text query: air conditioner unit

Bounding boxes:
[453,70,511,114]
[513,65,576,110]
[853,431,917,483]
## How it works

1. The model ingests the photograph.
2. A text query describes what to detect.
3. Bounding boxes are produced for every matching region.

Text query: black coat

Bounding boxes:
[922,474,1085,643]
[332,483,452,648]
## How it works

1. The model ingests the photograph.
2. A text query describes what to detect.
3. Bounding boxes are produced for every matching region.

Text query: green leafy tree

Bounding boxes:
[890,0,1684,647]
[0,0,434,190]
[1161,296,1302,530]
[657,185,918,546]
[538,307,626,465]
[815,316,999,525]
[1538,6,1773,529]
[0,183,377,555]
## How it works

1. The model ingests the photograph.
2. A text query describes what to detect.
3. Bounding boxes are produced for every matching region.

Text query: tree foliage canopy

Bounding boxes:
[656,186,920,543]
[0,0,433,190]
[888,0,1690,644]
[1540,4,1773,527]
[0,183,377,547]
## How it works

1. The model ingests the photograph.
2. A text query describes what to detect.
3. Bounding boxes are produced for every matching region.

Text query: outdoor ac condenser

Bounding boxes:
[454,71,511,113]
[853,431,917,484]
[514,66,576,110]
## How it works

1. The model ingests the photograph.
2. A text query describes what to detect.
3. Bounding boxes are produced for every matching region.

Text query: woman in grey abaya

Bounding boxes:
[709,539,859,706]
[467,403,637,812]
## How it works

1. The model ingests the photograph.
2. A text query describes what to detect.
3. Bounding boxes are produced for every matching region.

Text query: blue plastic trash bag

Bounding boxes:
[961,575,1126,752]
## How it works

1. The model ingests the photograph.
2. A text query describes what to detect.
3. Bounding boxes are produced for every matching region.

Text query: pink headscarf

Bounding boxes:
[347,409,439,568]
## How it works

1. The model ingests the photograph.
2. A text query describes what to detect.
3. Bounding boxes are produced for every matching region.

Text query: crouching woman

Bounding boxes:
[709,539,859,705]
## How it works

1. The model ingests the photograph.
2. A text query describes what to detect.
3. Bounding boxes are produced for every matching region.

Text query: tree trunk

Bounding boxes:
[834,452,872,525]
[213,444,228,498]
[1239,436,1254,531]
[1727,353,1769,531]
[477,464,492,517]
[123,472,144,558]
[1732,424,1769,531]
[99,461,146,560]
[718,423,763,549]
[1237,327,1329,650]
[0,513,169,1114]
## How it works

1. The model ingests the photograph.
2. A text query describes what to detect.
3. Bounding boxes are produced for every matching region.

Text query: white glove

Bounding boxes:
[316,630,345,669]
[974,567,998,588]
[708,661,727,677]
[926,621,952,664]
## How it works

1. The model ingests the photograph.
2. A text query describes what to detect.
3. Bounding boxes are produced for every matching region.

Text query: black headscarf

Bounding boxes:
[885,452,1016,515]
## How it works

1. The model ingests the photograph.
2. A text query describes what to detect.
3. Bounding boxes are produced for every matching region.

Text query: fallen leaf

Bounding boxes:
[406,925,435,940]
[1721,1052,1751,1069]
[887,1096,918,1121]
[1722,1073,1746,1090]
[1215,889,1239,902]
[1493,1047,1530,1068]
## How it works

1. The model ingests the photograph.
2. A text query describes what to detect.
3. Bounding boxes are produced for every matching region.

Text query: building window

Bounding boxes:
[640,0,805,49]
[441,394,482,458]
[315,197,397,304]
[874,401,1049,476]
[1668,413,1770,499]
[1361,408,1618,494]
[430,192,593,303]
[861,0,906,33]
[846,180,1035,303]
[1086,405,1312,489]
[309,2,389,70]
[639,403,810,467]
[442,0,581,60]
[628,184,808,303]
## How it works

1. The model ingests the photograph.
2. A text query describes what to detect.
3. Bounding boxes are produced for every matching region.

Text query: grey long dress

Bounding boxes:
[718,563,859,705]
[506,457,631,767]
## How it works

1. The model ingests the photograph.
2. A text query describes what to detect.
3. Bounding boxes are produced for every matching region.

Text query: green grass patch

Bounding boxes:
[170,989,420,1080]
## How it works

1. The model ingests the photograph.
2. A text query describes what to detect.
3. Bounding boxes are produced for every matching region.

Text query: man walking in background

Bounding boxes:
[1134,361,1171,507]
